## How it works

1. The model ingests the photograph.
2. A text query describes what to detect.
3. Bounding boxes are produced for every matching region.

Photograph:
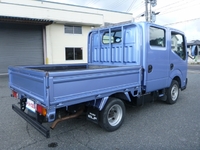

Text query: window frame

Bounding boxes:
[64,25,82,34]
[65,47,83,60]
[171,32,186,60]
[149,26,166,48]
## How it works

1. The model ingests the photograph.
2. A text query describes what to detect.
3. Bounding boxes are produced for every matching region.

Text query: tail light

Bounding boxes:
[37,104,47,116]
[12,91,18,98]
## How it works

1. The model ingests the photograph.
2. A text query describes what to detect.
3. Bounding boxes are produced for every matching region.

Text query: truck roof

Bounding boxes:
[91,21,185,35]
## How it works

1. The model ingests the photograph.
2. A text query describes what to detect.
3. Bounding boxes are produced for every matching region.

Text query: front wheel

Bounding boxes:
[166,80,179,104]
[99,97,125,132]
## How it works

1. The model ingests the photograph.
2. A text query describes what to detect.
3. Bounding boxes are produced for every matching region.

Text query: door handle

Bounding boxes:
[170,63,174,70]
[148,65,153,73]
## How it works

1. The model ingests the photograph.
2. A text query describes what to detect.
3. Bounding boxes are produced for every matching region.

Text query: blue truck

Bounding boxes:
[9,22,197,138]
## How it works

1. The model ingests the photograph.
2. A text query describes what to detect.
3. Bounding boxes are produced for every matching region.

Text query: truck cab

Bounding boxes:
[140,22,187,93]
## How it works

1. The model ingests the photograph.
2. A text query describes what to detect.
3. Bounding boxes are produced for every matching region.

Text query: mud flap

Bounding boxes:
[86,106,99,124]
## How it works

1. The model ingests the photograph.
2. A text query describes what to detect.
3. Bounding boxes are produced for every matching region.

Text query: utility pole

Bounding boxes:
[149,1,152,22]
[145,0,148,22]
[145,0,158,23]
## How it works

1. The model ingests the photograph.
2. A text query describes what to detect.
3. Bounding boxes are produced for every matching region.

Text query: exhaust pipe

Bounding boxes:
[50,107,84,129]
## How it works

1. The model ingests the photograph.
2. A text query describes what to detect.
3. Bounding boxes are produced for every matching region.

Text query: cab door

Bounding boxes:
[169,31,187,89]
[145,25,169,92]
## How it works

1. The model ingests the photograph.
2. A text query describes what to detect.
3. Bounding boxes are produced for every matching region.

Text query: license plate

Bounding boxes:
[26,99,36,112]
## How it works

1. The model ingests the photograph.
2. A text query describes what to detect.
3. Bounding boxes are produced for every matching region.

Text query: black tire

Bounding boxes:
[166,80,179,104]
[99,97,125,132]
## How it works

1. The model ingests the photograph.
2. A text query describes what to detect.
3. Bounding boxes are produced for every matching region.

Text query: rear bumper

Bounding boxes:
[12,104,50,138]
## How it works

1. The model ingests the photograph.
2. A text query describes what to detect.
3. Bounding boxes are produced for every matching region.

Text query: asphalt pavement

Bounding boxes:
[188,64,200,72]
[0,70,200,150]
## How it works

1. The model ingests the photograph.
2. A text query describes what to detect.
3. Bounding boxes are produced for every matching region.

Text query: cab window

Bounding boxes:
[102,30,121,44]
[171,32,186,60]
[150,26,165,47]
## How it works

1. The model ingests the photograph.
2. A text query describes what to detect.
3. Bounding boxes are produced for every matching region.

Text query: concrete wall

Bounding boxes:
[46,24,91,64]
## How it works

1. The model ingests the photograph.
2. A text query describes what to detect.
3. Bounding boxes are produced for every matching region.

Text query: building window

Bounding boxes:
[65,48,83,60]
[150,26,165,47]
[64,25,82,34]
[102,30,121,44]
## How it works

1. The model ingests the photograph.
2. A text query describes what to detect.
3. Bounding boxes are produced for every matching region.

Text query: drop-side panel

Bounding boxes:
[49,66,141,106]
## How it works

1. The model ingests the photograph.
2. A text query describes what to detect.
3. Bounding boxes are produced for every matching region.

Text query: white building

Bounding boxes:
[0,0,133,74]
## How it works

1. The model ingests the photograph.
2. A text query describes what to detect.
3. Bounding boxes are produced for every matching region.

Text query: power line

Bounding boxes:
[127,0,138,12]
[86,0,100,6]
[155,0,188,12]
[128,0,144,12]
[164,17,200,26]
[158,0,200,15]
[155,0,199,14]
[131,0,200,24]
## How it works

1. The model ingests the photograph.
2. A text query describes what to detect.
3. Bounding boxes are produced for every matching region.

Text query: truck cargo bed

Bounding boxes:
[9,64,141,109]
[26,64,118,72]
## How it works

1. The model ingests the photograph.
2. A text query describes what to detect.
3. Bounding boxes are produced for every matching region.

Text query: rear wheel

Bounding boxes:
[99,97,125,131]
[166,80,179,104]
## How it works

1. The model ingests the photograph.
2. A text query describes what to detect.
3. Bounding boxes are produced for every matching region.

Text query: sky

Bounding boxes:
[45,0,200,41]
[153,0,200,41]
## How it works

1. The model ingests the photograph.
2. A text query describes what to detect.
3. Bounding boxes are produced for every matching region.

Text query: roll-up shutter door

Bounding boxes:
[0,23,44,74]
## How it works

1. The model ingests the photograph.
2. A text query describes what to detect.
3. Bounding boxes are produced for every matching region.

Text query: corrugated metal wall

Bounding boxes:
[0,23,44,74]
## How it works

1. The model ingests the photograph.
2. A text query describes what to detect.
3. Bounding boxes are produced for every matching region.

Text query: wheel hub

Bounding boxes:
[171,84,178,101]
[107,104,122,126]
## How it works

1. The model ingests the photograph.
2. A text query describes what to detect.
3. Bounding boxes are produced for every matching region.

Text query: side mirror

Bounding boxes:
[191,45,198,56]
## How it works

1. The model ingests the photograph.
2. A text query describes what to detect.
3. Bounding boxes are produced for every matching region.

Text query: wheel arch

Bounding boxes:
[110,92,131,102]
[169,69,183,88]
[95,92,131,111]
[172,76,181,89]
